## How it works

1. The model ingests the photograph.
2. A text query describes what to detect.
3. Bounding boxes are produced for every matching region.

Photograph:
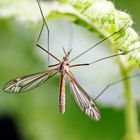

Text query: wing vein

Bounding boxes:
[66,71,100,121]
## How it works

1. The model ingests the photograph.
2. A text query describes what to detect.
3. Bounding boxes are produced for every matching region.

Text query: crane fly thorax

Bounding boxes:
[59,56,70,74]
[59,61,69,73]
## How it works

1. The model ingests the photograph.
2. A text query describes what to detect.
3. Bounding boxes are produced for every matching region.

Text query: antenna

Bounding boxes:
[62,46,67,56]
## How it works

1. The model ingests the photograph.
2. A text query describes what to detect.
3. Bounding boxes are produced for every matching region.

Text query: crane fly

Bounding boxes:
[3,0,139,121]
[3,44,101,121]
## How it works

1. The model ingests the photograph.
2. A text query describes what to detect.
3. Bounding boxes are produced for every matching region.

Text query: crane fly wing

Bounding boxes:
[3,69,58,93]
[66,71,100,121]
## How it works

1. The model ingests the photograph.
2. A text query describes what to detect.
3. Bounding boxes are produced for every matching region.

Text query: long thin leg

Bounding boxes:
[49,63,60,67]
[69,47,140,68]
[36,0,50,66]
[36,22,44,44]
[93,73,140,101]
[69,20,130,63]
[36,44,61,62]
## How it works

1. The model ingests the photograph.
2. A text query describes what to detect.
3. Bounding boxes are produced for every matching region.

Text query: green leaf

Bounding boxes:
[1,0,139,66]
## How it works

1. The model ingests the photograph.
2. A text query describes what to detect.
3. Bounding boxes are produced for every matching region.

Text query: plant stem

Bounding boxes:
[117,57,140,140]
[123,71,139,140]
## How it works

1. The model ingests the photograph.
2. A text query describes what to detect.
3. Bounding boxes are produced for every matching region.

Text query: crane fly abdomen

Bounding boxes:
[59,57,69,114]
[59,74,66,114]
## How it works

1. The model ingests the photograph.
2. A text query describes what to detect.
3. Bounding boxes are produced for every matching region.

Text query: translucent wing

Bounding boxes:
[3,69,58,93]
[66,71,100,121]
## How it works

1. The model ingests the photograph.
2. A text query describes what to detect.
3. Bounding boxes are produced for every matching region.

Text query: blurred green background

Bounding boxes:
[0,0,140,140]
